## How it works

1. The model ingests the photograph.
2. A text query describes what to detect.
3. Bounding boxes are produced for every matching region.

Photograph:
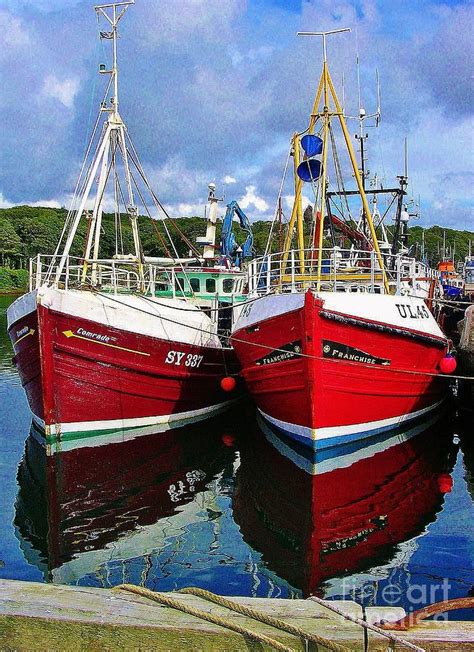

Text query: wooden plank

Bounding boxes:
[1,580,472,651]
[365,606,474,651]
[0,580,364,650]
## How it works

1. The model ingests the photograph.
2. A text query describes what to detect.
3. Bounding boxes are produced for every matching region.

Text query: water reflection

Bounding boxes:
[15,418,239,586]
[234,417,457,600]
[14,403,462,604]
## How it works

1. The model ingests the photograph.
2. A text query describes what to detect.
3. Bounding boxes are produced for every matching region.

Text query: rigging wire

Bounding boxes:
[46,78,113,281]
[263,147,292,258]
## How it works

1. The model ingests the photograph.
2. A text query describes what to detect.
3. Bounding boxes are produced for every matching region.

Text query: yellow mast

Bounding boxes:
[282,28,389,293]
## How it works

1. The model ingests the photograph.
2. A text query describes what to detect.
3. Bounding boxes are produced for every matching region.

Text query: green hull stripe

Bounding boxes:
[43,421,155,444]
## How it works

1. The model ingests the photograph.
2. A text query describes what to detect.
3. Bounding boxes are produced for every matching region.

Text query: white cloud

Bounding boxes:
[41,74,79,108]
[0,191,64,209]
[0,10,30,53]
[223,175,236,184]
[283,194,313,211]
[0,192,13,209]
[238,185,269,213]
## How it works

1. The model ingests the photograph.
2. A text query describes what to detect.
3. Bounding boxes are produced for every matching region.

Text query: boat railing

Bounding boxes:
[29,254,248,301]
[29,254,181,296]
[247,248,427,295]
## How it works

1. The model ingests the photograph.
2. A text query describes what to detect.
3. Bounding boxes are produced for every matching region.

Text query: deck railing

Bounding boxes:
[247,248,435,296]
[28,254,247,301]
[30,254,183,296]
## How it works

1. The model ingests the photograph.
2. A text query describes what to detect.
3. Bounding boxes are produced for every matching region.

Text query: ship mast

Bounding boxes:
[54,1,144,288]
[283,29,389,293]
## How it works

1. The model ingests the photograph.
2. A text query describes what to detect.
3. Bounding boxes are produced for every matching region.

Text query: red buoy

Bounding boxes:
[439,354,457,374]
[438,473,453,493]
[220,376,236,392]
[222,434,236,447]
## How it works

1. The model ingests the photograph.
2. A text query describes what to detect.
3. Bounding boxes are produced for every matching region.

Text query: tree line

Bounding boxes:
[0,205,472,271]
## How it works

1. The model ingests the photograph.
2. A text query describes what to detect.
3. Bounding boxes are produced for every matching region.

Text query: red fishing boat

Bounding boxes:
[231,28,450,454]
[7,2,245,453]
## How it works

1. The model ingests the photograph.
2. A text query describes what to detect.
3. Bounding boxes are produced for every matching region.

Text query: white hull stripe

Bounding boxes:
[258,399,444,447]
[258,410,442,476]
[31,398,239,453]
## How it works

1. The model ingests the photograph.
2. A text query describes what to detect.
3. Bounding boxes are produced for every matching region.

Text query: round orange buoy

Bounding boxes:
[438,473,453,493]
[220,376,236,392]
[439,354,457,374]
[222,434,235,447]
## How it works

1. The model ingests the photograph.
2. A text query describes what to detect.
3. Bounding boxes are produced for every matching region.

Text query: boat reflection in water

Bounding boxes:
[15,416,239,586]
[234,414,457,600]
[15,408,457,605]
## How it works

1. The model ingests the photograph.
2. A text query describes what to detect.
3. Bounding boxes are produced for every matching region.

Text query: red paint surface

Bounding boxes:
[231,290,447,431]
[10,304,239,428]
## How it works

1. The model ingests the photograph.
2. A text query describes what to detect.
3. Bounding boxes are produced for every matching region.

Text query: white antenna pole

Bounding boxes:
[404,137,408,179]
[297,28,351,63]
[356,55,362,127]
[95,1,135,116]
[375,68,381,125]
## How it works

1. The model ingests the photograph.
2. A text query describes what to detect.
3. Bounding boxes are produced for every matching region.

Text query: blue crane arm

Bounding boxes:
[219,200,254,266]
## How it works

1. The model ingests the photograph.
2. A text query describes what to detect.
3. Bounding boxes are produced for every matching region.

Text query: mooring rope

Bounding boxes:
[95,290,474,382]
[179,587,351,652]
[114,584,351,652]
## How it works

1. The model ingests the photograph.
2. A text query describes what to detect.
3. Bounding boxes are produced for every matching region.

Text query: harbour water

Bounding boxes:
[1,294,473,618]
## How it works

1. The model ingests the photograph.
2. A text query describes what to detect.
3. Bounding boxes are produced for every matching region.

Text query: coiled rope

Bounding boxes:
[95,290,474,382]
[114,584,351,652]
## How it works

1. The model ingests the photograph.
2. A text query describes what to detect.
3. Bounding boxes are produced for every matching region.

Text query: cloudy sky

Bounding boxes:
[0,0,472,229]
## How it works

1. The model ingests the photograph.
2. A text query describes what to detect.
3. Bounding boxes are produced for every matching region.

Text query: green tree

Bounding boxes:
[0,217,21,265]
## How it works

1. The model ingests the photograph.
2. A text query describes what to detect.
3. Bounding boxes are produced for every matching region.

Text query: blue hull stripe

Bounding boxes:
[258,403,444,463]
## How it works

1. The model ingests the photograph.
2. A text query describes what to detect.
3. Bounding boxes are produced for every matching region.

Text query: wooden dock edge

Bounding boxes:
[0,580,472,651]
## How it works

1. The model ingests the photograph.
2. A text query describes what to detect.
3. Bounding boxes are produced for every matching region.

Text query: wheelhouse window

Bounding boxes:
[190,277,200,292]
[206,278,216,293]
[223,279,233,293]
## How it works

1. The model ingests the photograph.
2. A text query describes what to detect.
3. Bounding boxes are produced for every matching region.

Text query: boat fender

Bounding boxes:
[220,376,236,392]
[439,354,457,374]
[437,473,453,493]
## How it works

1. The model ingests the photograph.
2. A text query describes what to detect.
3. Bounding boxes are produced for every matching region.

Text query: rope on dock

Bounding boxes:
[114,584,351,652]
[308,596,425,652]
[179,586,351,652]
[114,584,293,651]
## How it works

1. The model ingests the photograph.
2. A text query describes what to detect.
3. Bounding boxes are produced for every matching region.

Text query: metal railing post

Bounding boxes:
[291,250,295,291]
[396,254,401,294]
[370,250,375,292]
[266,255,271,293]
[249,260,256,294]
[35,254,42,290]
